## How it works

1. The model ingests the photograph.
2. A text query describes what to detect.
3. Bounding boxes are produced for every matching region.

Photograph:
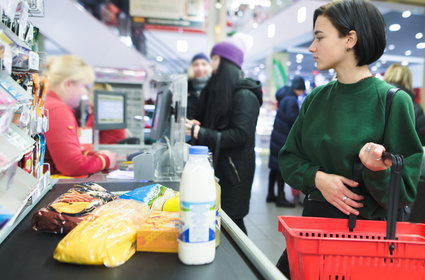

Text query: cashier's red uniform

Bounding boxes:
[44,92,110,176]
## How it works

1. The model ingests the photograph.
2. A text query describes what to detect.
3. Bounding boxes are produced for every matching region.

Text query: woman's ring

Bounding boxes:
[342,196,348,201]
[365,146,371,152]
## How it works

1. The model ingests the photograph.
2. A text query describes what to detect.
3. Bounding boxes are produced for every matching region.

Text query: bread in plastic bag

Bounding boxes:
[32,182,116,234]
[53,199,150,267]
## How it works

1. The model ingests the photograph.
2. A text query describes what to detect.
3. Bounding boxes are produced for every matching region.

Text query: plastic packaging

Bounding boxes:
[32,182,116,234]
[120,183,178,211]
[178,145,216,265]
[53,199,149,267]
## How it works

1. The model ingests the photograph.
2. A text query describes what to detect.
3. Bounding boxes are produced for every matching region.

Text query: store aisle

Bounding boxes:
[245,151,303,264]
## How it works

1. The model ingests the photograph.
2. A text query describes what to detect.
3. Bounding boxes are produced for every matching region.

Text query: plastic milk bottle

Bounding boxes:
[178,146,216,265]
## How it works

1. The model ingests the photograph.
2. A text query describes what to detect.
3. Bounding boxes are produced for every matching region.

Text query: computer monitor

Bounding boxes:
[93,90,127,130]
[149,87,172,140]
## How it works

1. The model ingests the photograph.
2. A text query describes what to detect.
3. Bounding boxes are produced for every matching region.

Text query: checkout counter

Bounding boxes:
[0,75,286,279]
[0,175,286,280]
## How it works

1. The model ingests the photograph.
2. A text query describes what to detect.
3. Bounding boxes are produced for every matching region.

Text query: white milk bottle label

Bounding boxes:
[179,201,216,243]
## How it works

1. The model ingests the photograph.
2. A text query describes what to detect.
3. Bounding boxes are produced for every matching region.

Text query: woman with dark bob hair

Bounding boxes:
[276,0,423,277]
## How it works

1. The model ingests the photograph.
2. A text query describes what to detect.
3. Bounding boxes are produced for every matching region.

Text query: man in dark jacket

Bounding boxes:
[187,53,211,119]
[267,76,306,207]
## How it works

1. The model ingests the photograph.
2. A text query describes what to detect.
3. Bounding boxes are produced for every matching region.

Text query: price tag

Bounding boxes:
[25,24,34,44]
[20,104,31,127]
[30,107,37,135]
[36,111,43,133]
[3,44,12,74]
[43,108,49,132]
[29,51,39,70]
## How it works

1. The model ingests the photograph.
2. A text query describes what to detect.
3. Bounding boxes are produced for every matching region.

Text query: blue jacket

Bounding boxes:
[269,86,300,171]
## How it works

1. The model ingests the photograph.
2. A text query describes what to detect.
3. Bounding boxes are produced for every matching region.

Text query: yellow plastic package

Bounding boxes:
[53,199,150,267]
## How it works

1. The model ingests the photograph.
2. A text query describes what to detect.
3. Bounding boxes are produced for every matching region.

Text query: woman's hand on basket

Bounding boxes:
[315,171,364,215]
[359,142,392,171]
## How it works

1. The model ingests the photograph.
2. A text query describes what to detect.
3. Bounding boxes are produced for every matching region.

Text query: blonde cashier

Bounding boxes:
[44,55,117,176]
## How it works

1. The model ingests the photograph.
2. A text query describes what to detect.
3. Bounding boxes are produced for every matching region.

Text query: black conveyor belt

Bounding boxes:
[0,181,263,280]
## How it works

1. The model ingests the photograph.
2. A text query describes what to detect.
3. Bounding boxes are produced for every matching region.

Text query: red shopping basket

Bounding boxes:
[278,153,425,280]
[278,216,425,280]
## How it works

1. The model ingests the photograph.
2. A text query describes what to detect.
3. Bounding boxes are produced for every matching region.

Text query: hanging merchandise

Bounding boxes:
[178,145,216,265]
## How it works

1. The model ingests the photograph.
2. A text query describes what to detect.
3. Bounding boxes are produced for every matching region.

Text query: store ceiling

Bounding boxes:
[38,0,425,84]
[145,0,425,82]
[284,9,425,78]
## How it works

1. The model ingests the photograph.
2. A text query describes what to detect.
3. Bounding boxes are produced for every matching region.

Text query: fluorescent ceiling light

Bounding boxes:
[268,24,275,38]
[297,7,306,23]
[156,56,163,62]
[401,61,409,66]
[402,11,411,18]
[417,42,425,49]
[405,50,412,56]
[371,66,378,72]
[176,40,188,53]
[231,0,272,11]
[296,54,304,60]
[389,24,401,32]
[388,44,395,50]
[416,32,424,39]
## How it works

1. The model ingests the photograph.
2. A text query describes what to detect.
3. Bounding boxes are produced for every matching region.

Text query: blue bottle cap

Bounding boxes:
[189,145,209,155]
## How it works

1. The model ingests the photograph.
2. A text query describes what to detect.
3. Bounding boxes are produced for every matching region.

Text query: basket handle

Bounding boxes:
[348,157,363,232]
[385,153,404,241]
[348,152,404,239]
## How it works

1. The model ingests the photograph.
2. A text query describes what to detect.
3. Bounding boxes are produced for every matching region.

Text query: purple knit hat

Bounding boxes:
[210,41,244,68]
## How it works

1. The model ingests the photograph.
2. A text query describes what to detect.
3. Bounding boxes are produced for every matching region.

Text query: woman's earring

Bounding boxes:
[346,47,351,52]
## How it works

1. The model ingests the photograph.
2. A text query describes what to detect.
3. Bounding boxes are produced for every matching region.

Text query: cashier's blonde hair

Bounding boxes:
[44,55,95,88]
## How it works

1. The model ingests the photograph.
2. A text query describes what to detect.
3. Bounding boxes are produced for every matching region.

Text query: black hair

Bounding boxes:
[195,58,242,129]
[313,0,386,66]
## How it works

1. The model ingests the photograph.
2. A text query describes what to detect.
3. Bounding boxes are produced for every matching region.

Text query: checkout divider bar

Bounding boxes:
[220,210,287,280]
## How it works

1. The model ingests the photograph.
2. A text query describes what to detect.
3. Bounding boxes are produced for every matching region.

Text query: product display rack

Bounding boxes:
[0,0,51,245]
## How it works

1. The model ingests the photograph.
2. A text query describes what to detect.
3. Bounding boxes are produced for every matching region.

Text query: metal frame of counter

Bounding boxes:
[0,180,287,280]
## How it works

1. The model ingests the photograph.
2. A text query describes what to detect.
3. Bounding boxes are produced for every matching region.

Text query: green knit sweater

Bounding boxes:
[279,77,423,219]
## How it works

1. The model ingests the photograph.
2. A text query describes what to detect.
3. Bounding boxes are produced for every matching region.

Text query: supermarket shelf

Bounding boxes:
[0,170,53,245]
[0,21,31,50]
